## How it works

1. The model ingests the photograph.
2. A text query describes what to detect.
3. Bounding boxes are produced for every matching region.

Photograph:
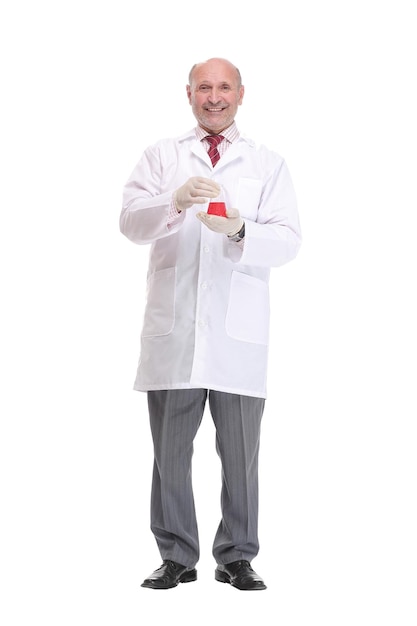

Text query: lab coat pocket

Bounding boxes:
[142,267,176,337]
[236,177,263,220]
[226,271,270,345]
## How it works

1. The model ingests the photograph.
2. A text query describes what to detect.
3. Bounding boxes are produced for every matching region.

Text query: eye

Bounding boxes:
[199,85,210,91]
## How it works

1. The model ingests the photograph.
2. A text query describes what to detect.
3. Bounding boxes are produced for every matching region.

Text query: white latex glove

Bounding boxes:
[196,207,244,237]
[174,177,220,212]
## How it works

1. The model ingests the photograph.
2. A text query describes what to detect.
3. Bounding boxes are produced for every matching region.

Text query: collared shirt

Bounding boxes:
[196,121,240,159]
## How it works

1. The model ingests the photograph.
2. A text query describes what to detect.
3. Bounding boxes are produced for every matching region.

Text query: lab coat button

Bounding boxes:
[203,245,210,253]
[201,281,208,290]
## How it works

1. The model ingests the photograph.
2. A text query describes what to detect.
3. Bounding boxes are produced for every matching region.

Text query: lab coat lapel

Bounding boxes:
[213,143,242,171]
[190,140,242,170]
[190,142,211,167]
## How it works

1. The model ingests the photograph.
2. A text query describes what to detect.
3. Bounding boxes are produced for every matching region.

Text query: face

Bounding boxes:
[187,58,244,134]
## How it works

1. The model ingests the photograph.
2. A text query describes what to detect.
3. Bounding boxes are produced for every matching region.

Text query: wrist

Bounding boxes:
[173,191,183,213]
[227,221,245,242]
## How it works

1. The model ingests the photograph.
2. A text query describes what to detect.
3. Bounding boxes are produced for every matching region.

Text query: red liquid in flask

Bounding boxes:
[207,202,227,217]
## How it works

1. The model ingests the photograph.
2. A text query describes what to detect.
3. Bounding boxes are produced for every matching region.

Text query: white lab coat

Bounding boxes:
[120,129,301,398]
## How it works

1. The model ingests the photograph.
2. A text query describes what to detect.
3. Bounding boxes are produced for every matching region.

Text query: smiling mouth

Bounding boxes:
[205,107,225,112]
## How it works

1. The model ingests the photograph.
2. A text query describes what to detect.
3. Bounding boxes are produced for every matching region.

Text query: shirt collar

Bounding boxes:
[195,121,240,144]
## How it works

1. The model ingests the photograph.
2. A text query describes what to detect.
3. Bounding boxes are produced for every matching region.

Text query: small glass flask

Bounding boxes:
[207,187,227,217]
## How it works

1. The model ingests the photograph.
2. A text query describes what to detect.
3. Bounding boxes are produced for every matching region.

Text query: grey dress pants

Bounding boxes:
[147,388,265,568]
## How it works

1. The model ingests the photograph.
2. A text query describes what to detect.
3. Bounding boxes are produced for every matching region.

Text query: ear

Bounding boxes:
[238,85,245,105]
[186,84,192,104]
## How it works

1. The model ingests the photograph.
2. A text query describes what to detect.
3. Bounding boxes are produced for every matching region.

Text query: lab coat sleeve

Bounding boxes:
[119,144,185,245]
[229,158,302,268]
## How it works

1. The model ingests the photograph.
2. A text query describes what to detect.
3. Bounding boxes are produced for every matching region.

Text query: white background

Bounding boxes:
[1,0,416,624]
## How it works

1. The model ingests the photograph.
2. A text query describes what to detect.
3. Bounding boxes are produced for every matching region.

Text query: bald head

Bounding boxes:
[188,58,242,88]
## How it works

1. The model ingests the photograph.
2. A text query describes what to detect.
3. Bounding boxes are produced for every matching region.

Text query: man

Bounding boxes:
[120,58,301,590]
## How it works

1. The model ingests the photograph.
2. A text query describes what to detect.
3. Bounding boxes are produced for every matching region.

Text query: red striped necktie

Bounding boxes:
[205,134,224,166]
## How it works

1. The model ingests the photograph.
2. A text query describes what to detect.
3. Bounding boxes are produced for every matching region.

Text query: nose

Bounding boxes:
[208,89,222,103]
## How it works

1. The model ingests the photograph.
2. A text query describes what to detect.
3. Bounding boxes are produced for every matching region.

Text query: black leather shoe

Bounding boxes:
[215,560,267,590]
[141,560,197,589]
